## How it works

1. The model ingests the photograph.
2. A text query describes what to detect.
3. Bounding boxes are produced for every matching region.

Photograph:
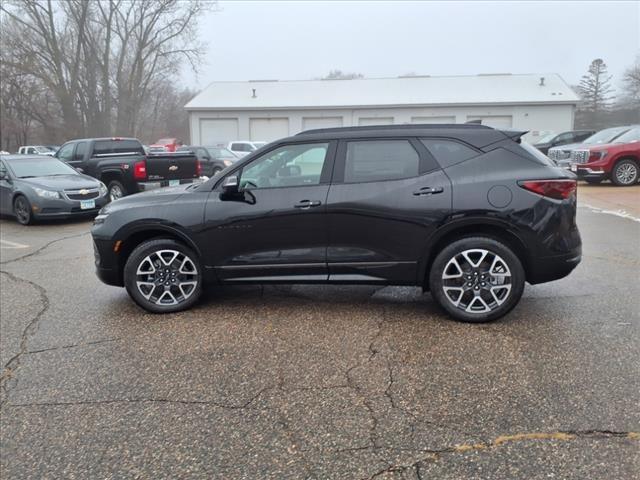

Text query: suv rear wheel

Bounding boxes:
[124,239,202,313]
[429,237,525,323]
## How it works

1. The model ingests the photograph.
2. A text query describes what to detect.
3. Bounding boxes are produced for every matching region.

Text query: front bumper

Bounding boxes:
[574,167,607,180]
[93,238,124,286]
[32,196,108,219]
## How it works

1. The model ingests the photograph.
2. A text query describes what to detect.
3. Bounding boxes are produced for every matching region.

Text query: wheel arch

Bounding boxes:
[419,219,530,288]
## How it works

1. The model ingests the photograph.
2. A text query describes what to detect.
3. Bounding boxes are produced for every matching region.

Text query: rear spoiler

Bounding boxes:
[500,129,528,144]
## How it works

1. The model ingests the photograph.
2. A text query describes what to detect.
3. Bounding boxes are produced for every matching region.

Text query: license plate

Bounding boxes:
[570,164,577,172]
[169,179,180,187]
[80,199,95,210]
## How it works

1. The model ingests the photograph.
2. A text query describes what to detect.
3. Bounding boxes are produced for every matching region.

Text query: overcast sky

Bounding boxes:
[186,1,639,91]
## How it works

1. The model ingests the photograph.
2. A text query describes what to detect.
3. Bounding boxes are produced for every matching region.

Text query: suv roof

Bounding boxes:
[291,123,517,149]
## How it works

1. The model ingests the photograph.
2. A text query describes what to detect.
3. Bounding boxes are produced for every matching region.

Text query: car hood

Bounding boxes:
[20,174,99,190]
[101,183,194,214]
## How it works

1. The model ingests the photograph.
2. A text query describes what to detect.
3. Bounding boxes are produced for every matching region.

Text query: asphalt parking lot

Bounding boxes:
[1,184,639,479]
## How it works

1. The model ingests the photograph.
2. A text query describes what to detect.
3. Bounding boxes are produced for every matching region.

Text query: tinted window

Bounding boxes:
[93,140,144,155]
[74,142,87,161]
[240,143,329,189]
[344,140,419,183]
[419,139,479,168]
[56,143,75,162]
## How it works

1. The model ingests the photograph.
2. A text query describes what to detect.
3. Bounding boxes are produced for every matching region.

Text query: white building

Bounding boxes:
[185,74,579,145]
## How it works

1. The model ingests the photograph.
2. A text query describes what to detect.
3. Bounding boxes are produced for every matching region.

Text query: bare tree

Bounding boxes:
[621,55,640,107]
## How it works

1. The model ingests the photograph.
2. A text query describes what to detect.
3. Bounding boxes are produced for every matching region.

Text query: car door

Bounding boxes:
[55,142,75,165]
[0,160,13,214]
[325,138,452,284]
[66,141,88,170]
[200,140,337,282]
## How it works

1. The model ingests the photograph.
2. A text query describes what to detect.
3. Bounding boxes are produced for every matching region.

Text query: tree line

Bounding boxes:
[0,0,212,151]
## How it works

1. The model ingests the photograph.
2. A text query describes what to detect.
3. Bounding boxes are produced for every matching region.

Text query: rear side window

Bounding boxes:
[344,140,419,183]
[420,139,479,168]
[93,140,144,155]
[519,142,556,166]
[74,142,87,161]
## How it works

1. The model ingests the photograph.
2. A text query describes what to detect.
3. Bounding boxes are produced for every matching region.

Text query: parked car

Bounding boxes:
[533,130,595,155]
[17,145,56,156]
[569,127,640,186]
[548,126,633,166]
[91,124,581,323]
[227,141,267,157]
[177,146,239,176]
[0,155,108,225]
[150,138,180,153]
[54,137,201,201]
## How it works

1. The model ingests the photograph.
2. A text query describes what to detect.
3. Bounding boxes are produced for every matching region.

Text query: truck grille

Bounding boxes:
[571,150,590,164]
[64,188,100,200]
[549,149,571,161]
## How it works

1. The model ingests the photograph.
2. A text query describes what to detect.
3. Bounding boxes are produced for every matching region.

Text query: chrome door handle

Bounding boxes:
[294,200,322,209]
[413,186,444,196]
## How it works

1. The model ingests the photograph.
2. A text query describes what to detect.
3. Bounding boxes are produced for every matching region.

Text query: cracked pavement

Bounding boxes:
[1,192,639,479]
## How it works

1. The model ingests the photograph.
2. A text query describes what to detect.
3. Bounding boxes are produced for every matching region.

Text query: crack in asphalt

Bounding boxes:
[0,270,50,409]
[365,430,640,479]
[23,337,122,355]
[0,231,90,265]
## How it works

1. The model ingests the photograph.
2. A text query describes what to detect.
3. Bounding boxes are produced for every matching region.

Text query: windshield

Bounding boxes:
[6,158,78,178]
[35,146,53,153]
[534,133,557,144]
[206,147,237,158]
[252,142,267,148]
[584,127,631,145]
[613,127,640,143]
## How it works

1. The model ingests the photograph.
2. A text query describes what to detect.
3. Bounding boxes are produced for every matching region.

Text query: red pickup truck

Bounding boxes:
[149,138,180,153]
[570,127,640,186]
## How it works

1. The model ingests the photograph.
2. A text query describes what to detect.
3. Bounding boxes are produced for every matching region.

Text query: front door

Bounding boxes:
[201,141,336,282]
[326,138,452,284]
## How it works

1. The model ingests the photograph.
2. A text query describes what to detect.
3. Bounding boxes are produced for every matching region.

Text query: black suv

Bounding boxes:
[92,124,581,322]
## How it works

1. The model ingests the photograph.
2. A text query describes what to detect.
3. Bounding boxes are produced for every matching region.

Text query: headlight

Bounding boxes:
[34,187,60,199]
[93,213,109,225]
[223,160,233,167]
[99,182,108,197]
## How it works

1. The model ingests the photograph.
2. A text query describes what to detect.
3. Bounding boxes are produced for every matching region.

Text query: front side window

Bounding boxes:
[56,143,75,162]
[239,143,329,189]
[420,139,479,168]
[344,140,419,183]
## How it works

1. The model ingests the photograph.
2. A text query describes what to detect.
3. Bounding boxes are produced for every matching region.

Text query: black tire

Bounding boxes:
[124,239,203,313]
[13,195,33,225]
[611,159,639,186]
[428,237,525,323]
[107,180,127,202]
[584,178,603,185]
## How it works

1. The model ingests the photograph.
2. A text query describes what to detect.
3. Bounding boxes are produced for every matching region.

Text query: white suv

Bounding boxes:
[227,141,266,157]
[18,146,56,156]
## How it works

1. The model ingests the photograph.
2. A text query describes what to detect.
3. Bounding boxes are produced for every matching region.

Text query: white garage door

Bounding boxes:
[411,116,456,124]
[249,118,289,141]
[200,118,239,144]
[466,115,513,128]
[358,117,394,126]
[302,117,343,131]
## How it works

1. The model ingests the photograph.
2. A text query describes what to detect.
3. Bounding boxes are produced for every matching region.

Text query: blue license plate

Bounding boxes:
[80,199,95,210]
[169,180,180,187]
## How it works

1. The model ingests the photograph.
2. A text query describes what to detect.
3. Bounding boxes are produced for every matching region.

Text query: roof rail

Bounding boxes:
[296,123,493,136]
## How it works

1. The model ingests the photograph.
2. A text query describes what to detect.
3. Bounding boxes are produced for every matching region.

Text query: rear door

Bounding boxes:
[325,138,452,284]
[66,141,88,170]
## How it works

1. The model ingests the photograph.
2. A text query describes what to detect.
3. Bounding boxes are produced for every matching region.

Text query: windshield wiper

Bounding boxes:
[19,175,36,178]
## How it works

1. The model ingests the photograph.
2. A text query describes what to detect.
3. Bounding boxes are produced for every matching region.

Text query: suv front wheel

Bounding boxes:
[429,237,525,323]
[124,239,202,313]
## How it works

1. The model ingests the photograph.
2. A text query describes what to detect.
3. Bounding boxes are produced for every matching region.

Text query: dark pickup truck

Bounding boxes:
[55,137,201,201]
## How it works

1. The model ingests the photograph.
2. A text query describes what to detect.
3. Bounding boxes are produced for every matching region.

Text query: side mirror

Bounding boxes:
[222,175,239,193]
[75,167,84,173]
[0,172,7,181]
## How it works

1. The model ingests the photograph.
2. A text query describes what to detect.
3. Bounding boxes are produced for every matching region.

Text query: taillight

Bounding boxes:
[196,160,202,176]
[133,159,147,180]
[519,179,577,200]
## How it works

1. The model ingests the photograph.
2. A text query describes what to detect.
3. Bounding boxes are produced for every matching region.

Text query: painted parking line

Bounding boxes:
[582,204,640,223]
[0,238,30,249]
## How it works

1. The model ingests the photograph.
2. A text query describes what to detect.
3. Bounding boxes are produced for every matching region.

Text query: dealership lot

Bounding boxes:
[1,185,638,479]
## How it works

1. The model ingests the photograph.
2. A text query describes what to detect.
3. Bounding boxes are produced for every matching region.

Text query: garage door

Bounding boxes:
[358,117,394,126]
[411,116,456,124]
[249,118,289,141]
[466,115,513,129]
[302,117,343,131]
[200,118,239,144]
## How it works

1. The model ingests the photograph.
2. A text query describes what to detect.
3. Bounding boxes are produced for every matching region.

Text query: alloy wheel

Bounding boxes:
[135,249,199,306]
[615,162,638,185]
[14,197,31,224]
[109,184,124,201]
[441,249,512,313]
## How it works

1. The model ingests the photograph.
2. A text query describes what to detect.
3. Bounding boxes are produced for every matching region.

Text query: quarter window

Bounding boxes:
[420,139,479,168]
[344,140,419,183]
[240,143,329,189]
